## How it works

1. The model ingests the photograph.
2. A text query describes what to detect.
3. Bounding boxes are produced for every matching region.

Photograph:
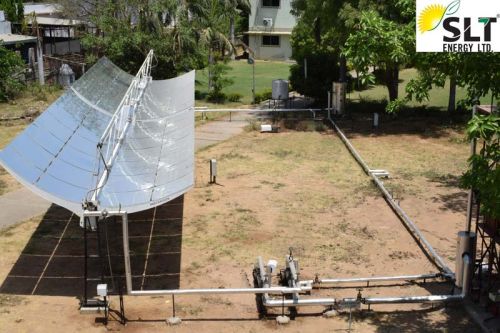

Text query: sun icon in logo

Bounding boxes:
[418,4,447,33]
[418,0,461,33]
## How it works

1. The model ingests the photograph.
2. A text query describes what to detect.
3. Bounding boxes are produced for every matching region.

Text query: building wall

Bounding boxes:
[249,0,296,31]
[248,0,296,61]
[249,34,292,60]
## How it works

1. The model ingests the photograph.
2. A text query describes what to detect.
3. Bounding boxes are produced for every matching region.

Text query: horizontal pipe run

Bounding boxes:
[264,297,336,308]
[195,108,324,113]
[313,273,442,285]
[327,117,453,277]
[342,255,471,306]
[364,294,463,304]
[129,287,302,296]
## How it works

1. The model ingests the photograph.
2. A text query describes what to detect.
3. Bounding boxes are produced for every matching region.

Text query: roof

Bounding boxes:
[0,33,37,45]
[26,16,84,27]
[245,30,292,36]
[24,3,61,16]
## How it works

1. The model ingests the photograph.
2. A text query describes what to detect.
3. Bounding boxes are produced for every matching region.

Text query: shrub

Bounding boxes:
[289,44,340,103]
[206,90,226,103]
[207,62,233,104]
[227,93,242,102]
[253,89,273,104]
[315,122,326,132]
[245,119,261,132]
[0,45,25,102]
[195,90,207,100]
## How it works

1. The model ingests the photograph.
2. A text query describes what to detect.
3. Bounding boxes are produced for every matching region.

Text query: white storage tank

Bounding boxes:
[272,79,289,100]
[58,64,75,88]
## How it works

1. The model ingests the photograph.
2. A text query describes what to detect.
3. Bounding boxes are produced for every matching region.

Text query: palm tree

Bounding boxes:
[224,0,250,59]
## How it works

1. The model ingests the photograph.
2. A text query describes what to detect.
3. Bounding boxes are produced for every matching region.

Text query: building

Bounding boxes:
[0,11,37,62]
[246,0,296,61]
[23,3,85,55]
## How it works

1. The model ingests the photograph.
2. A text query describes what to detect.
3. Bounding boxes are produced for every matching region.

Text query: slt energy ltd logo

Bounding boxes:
[416,0,500,52]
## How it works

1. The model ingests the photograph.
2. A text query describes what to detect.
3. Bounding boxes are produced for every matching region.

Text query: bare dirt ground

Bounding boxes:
[0,118,481,332]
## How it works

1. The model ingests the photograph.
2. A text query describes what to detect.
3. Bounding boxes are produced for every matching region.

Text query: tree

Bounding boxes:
[404,53,500,113]
[224,0,249,59]
[289,0,359,101]
[291,0,354,83]
[0,0,23,23]
[0,43,24,101]
[343,7,414,103]
[79,0,204,79]
[404,53,461,113]
[461,113,500,220]
[289,16,340,101]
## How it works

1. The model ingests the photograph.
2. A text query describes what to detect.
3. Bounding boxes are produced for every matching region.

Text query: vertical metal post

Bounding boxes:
[466,105,478,232]
[36,27,45,85]
[172,294,176,317]
[327,91,331,119]
[252,61,256,105]
[83,217,88,306]
[96,218,105,282]
[67,27,71,53]
[348,306,352,332]
[121,213,132,294]
[281,294,285,316]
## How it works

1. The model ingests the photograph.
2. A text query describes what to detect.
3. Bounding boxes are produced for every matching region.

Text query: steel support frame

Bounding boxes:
[82,210,303,298]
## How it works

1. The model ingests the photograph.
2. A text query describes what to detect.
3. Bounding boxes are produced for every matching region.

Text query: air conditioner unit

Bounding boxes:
[263,18,273,27]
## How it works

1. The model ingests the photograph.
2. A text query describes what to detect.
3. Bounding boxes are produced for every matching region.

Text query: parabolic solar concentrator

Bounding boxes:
[0,50,195,221]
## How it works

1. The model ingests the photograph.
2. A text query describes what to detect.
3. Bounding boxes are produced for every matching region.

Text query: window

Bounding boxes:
[262,0,280,7]
[262,35,280,46]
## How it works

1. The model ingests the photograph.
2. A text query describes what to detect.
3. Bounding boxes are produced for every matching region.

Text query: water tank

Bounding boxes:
[272,79,289,100]
[58,63,75,88]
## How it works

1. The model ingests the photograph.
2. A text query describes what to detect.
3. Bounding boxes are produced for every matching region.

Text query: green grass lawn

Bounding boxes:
[350,68,494,110]
[196,60,292,105]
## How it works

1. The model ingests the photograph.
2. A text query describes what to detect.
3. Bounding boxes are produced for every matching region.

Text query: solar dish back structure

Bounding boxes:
[0,51,195,216]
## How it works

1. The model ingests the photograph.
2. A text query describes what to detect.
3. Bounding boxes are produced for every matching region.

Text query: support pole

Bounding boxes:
[466,105,478,232]
[83,217,88,306]
[122,213,132,294]
[36,28,45,85]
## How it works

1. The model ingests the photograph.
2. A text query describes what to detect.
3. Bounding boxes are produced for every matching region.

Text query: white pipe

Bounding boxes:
[122,213,132,294]
[194,108,324,113]
[264,297,336,308]
[342,255,471,306]
[130,287,302,296]
[326,115,453,276]
[371,176,453,277]
[313,273,441,285]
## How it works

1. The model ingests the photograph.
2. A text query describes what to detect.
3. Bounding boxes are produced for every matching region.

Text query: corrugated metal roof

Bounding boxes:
[26,16,84,26]
[24,3,61,16]
[0,33,37,45]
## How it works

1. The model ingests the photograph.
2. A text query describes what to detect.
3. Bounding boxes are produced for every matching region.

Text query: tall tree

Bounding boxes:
[343,0,415,103]
[405,53,500,112]
[0,0,23,23]
[77,0,204,79]
[224,0,249,59]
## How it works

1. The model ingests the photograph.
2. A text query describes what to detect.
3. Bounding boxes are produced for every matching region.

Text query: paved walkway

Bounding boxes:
[0,114,250,229]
